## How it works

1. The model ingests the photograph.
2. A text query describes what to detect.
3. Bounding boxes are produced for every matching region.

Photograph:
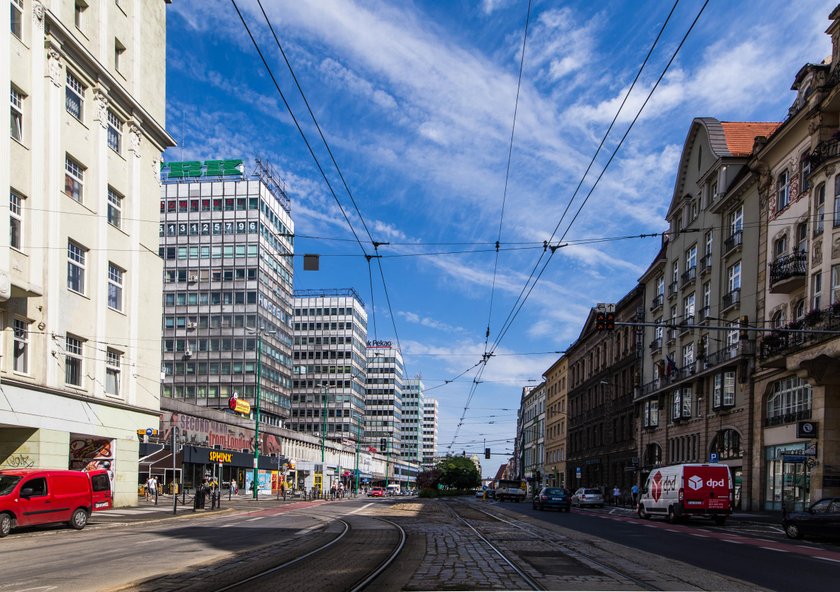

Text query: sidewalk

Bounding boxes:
[89,492,354,524]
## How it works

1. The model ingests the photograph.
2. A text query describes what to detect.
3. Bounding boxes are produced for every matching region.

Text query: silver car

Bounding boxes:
[572,487,604,508]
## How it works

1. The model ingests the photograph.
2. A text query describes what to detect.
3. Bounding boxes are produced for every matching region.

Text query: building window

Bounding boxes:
[811,271,822,311]
[67,240,86,294]
[683,292,695,323]
[643,399,658,428]
[713,371,735,409]
[815,182,825,237]
[9,190,22,250]
[10,86,23,141]
[774,234,787,258]
[13,318,28,373]
[107,110,122,153]
[776,170,790,211]
[65,335,83,387]
[835,177,840,228]
[64,155,84,202]
[106,349,121,396]
[797,222,808,254]
[108,263,123,311]
[832,264,840,305]
[682,342,694,368]
[685,245,696,271]
[711,429,741,460]
[800,152,811,193]
[65,71,85,120]
[114,38,126,73]
[107,187,123,228]
[766,376,811,422]
[11,0,23,39]
[727,261,741,292]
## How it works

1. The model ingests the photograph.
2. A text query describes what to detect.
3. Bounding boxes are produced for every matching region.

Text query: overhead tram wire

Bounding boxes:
[484,0,533,356]
[488,0,685,358]
[253,0,405,355]
[444,0,685,454]
[229,0,370,260]
[488,0,709,361]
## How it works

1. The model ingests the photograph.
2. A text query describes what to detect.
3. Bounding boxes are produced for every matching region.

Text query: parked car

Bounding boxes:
[0,469,112,537]
[475,488,486,498]
[369,487,385,497]
[572,487,605,508]
[532,487,571,512]
[783,497,840,540]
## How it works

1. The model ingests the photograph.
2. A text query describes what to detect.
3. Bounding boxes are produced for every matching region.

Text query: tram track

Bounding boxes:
[448,499,669,590]
[118,509,406,592]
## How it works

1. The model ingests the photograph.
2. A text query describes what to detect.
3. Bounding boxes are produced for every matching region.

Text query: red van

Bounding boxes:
[0,469,112,537]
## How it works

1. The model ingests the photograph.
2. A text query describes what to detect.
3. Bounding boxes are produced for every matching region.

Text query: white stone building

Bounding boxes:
[2,0,174,506]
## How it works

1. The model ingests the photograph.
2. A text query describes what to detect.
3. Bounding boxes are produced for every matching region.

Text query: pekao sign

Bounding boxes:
[367,340,393,348]
[161,159,244,178]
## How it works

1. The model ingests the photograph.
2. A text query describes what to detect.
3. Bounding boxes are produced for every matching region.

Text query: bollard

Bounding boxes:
[154,489,158,506]
[182,488,186,506]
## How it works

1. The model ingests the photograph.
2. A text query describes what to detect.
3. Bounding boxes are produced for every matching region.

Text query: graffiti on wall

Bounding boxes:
[1,454,35,469]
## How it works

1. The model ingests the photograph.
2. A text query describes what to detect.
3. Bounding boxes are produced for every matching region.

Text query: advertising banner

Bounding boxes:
[244,470,273,496]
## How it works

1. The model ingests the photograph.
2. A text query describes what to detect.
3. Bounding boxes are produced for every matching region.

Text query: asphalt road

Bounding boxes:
[506,502,840,592]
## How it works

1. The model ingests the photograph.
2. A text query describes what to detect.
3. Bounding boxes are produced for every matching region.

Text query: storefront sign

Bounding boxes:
[161,159,244,178]
[209,451,233,464]
[367,340,392,348]
[228,396,251,415]
[797,421,818,439]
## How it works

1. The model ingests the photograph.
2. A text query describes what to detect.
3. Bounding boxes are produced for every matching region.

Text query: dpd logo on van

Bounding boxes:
[651,471,663,502]
[688,475,703,491]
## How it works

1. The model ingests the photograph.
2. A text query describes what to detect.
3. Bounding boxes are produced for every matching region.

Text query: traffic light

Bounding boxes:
[739,315,749,340]
[485,448,491,460]
[605,311,616,331]
[595,310,606,331]
[380,438,387,452]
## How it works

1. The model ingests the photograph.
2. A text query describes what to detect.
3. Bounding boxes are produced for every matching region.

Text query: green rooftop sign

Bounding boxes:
[161,159,244,178]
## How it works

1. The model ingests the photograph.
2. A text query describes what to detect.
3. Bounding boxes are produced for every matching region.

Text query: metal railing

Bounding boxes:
[769,251,807,286]
[722,288,741,310]
[724,230,743,253]
[680,266,697,286]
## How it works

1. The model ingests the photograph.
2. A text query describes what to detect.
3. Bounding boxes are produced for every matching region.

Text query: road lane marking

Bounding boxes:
[246,516,264,522]
[760,547,785,552]
[816,557,840,563]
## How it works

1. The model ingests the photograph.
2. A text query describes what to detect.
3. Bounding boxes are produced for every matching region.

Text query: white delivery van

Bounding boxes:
[637,463,733,525]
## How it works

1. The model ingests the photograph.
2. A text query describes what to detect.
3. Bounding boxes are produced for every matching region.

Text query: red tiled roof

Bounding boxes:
[720,122,781,156]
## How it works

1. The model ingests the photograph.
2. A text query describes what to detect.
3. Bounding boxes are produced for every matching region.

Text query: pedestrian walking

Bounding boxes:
[613,485,621,506]
[631,483,639,506]
[231,478,238,495]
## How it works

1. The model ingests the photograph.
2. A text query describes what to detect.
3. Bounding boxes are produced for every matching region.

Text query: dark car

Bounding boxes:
[532,487,571,512]
[783,497,840,540]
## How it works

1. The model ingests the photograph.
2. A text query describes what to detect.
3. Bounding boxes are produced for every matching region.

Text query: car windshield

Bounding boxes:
[0,475,22,496]
[584,489,601,495]
[544,488,564,495]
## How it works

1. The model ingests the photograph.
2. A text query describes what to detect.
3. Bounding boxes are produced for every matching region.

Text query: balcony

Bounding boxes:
[680,266,697,287]
[700,253,712,275]
[764,408,812,428]
[722,288,741,311]
[668,281,678,300]
[649,293,664,312]
[759,304,840,363]
[769,251,807,294]
[698,306,710,324]
[679,315,695,335]
[809,138,840,171]
[648,337,662,353]
[724,230,743,255]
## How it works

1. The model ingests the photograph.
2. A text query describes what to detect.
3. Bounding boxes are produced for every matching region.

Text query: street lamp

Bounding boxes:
[249,326,275,500]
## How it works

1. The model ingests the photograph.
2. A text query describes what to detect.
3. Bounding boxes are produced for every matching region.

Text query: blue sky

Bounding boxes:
[165,0,832,478]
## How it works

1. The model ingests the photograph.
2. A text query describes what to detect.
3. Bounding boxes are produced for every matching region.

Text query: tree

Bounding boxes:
[437,456,480,490]
[416,468,442,490]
